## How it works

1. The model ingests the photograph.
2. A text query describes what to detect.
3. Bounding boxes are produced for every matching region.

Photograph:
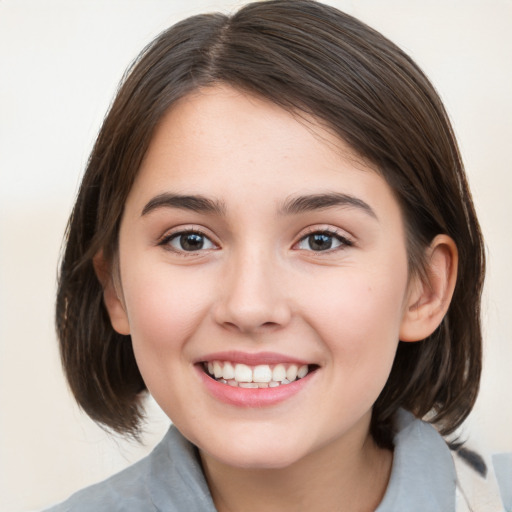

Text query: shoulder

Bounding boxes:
[376,409,508,512]
[43,425,216,512]
[43,454,154,512]
[43,437,162,512]
[377,409,457,512]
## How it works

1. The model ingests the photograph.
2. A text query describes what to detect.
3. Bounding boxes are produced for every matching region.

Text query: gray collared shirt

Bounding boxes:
[45,410,459,511]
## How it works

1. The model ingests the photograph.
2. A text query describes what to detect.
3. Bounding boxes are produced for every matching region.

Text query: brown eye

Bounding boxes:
[179,233,204,250]
[297,231,353,252]
[165,231,216,252]
[307,233,334,251]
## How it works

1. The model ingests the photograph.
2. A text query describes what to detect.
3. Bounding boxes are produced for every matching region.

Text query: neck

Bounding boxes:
[199,423,392,512]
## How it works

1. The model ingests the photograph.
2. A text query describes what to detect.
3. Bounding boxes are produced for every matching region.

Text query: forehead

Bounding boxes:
[126,85,401,225]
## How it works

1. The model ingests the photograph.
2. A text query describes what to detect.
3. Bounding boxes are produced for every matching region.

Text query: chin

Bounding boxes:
[215,448,305,470]
[198,430,313,470]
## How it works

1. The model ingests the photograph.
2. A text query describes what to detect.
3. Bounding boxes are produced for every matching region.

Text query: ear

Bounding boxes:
[400,235,458,342]
[93,250,131,335]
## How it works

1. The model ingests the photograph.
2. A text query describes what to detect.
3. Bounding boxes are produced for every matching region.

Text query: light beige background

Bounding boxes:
[1,1,511,511]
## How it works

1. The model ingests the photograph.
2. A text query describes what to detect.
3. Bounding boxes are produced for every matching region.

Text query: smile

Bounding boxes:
[203,361,312,388]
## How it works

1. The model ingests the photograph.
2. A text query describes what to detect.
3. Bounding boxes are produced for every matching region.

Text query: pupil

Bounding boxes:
[309,233,332,251]
[181,233,204,250]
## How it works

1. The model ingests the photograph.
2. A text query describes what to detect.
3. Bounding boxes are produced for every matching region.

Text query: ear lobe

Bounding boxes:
[400,235,458,342]
[93,251,131,335]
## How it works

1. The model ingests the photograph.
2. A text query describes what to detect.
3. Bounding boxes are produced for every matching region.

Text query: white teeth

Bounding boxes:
[234,363,253,383]
[222,362,235,380]
[206,361,312,386]
[297,364,308,379]
[286,364,298,381]
[272,364,286,382]
[239,382,259,388]
[213,361,223,379]
[253,365,272,383]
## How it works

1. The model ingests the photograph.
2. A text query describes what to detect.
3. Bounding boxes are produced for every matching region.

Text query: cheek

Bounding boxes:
[121,264,213,359]
[119,264,217,418]
[305,267,407,335]
[301,266,408,388]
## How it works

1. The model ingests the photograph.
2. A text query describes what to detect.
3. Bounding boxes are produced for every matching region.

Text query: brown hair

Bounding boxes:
[56,0,485,446]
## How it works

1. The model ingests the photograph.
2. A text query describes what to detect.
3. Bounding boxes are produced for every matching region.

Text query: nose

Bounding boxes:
[212,247,292,334]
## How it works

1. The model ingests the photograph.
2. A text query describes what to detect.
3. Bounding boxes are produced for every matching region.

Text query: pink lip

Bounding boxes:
[197,350,311,366]
[195,364,316,408]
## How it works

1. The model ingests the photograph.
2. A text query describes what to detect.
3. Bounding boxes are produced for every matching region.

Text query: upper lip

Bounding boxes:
[196,350,313,366]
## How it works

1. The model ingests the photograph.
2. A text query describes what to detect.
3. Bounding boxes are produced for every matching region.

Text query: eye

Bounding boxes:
[162,231,217,252]
[296,230,353,252]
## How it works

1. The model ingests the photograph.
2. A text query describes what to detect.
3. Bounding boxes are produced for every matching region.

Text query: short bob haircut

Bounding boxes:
[56,0,485,448]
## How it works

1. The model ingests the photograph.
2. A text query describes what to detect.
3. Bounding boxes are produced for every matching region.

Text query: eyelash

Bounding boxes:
[295,227,354,253]
[158,227,354,256]
[158,228,218,256]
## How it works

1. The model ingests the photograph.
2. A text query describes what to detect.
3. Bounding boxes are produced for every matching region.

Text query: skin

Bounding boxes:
[100,85,458,511]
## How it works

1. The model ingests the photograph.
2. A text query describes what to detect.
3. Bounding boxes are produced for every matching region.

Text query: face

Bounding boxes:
[111,85,415,469]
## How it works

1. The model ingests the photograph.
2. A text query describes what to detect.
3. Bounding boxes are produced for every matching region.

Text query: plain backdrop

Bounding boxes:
[1,1,511,511]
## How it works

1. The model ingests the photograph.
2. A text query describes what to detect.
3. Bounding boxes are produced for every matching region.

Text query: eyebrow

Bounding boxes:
[279,192,378,220]
[141,191,377,220]
[141,193,226,217]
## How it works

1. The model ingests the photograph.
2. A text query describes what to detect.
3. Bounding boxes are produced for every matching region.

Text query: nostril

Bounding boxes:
[261,321,281,328]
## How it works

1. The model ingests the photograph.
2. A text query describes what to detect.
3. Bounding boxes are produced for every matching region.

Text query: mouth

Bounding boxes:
[201,360,319,388]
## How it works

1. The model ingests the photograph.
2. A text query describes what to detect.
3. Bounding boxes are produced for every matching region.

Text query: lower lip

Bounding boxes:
[196,366,315,407]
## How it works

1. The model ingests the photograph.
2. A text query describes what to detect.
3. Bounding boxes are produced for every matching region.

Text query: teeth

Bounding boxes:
[222,362,235,380]
[253,365,272,383]
[234,364,253,383]
[297,365,308,378]
[239,382,259,388]
[286,364,298,381]
[272,364,286,382]
[205,361,312,387]
[213,361,223,379]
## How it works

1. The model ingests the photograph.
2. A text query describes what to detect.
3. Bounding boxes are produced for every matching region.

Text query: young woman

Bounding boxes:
[47,1,504,510]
